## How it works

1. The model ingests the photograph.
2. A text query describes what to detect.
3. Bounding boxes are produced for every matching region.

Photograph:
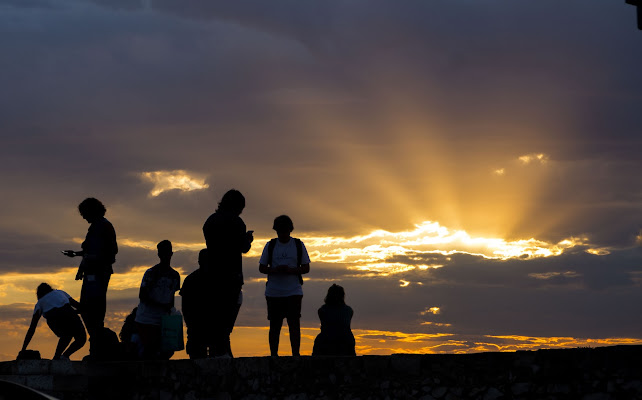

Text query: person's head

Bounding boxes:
[216,189,245,216]
[157,240,173,264]
[198,248,209,268]
[273,215,294,242]
[78,197,106,223]
[36,283,54,300]
[324,284,346,306]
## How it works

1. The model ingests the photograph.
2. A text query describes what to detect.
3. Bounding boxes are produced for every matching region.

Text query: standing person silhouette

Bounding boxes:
[134,240,180,360]
[259,215,311,357]
[202,189,253,357]
[312,284,356,356]
[62,197,117,355]
[180,249,215,359]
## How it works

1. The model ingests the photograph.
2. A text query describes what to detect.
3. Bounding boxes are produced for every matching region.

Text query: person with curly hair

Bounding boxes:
[62,197,117,352]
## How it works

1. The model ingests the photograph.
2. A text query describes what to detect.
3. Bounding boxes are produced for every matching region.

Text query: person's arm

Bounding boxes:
[259,263,270,274]
[21,311,41,352]
[272,263,309,275]
[239,220,253,254]
[68,297,81,310]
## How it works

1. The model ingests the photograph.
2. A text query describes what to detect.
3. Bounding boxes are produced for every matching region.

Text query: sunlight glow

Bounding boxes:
[117,220,604,279]
[493,168,505,176]
[586,248,611,256]
[518,153,549,165]
[140,170,209,197]
[421,307,441,315]
[291,221,595,275]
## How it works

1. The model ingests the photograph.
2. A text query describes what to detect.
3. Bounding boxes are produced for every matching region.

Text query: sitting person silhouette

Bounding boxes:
[21,283,86,360]
[134,240,181,359]
[312,284,356,356]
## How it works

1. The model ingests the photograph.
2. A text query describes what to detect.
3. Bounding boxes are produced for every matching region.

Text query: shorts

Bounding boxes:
[266,295,302,321]
[45,304,85,338]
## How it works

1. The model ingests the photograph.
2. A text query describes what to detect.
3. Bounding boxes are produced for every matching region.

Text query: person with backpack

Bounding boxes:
[134,240,181,359]
[21,283,86,360]
[259,215,311,357]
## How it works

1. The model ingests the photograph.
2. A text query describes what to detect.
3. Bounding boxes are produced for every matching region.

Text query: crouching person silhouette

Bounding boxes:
[180,249,215,358]
[312,284,356,356]
[134,240,181,359]
[259,215,311,357]
[21,283,86,360]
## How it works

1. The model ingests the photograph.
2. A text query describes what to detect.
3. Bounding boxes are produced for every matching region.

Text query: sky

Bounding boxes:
[0,0,641,360]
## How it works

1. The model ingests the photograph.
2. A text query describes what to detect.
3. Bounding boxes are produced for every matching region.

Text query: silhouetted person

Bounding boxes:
[62,197,117,355]
[259,215,310,357]
[180,249,215,358]
[203,189,254,357]
[134,240,180,359]
[21,283,86,360]
[312,284,356,356]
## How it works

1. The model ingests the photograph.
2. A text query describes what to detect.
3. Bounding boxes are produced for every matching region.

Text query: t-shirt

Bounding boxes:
[259,238,310,297]
[135,264,181,325]
[34,290,71,317]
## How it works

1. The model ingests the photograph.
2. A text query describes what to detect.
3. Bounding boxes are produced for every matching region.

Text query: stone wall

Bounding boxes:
[1,345,642,399]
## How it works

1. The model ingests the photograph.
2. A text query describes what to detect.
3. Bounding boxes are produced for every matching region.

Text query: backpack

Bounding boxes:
[267,238,304,285]
[89,327,122,361]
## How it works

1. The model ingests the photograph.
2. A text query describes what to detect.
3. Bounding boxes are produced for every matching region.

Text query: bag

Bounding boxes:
[90,327,122,361]
[161,310,184,352]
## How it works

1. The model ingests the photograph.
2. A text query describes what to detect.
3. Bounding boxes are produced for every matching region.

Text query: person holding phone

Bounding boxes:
[62,197,117,355]
[202,189,253,357]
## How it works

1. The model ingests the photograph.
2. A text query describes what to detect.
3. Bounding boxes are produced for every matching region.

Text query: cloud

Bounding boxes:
[0,0,641,358]
[518,153,549,165]
[139,170,209,197]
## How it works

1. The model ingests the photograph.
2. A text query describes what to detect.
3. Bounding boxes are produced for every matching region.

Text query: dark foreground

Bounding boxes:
[1,346,642,400]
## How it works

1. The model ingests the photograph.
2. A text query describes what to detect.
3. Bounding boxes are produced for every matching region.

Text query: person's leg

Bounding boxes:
[54,336,72,359]
[286,317,301,357]
[186,328,207,359]
[225,298,241,357]
[63,329,87,358]
[95,273,110,330]
[269,319,283,357]
[81,272,110,355]
[137,322,161,359]
[285,295,303,356]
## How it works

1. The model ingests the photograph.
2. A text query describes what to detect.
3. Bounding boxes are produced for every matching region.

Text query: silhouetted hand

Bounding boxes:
[75,269,84,281]
[62,250,77,257]
[246,230,254,243]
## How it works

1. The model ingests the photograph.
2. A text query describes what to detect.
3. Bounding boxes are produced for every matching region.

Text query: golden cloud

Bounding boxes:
[140,170,209,197]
